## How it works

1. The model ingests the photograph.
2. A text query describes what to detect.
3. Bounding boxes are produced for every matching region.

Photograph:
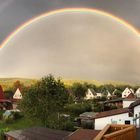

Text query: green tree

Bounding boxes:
[19,75,68,127]
[72,83,87,101]
[4,90,14,99]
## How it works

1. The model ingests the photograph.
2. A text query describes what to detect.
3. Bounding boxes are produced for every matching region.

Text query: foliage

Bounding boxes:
[4,90,14,99]
[19,75,68,127]
[0,117,42,130]
[0,78,37,91]
[0,127,10,140]
[71,83,87,101]
[93,102,104,112]
[61,120,75,131]
[64,103,92,116]
[0,111,5,120]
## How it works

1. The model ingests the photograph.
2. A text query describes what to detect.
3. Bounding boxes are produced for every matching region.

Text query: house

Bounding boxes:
[5,127,70,140]
[94,108,132,130]
[94,99,140,130]
[135,88,140,98]
[84,88,96,100]
[122,87,135,98]
[0,85,13,110]
[129,100,140,128]
[13,88,22,100]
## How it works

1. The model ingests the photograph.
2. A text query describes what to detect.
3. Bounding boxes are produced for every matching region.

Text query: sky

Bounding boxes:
[0,0,140,83]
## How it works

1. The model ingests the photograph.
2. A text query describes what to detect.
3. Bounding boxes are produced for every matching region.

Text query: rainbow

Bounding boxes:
[0,8,140,48]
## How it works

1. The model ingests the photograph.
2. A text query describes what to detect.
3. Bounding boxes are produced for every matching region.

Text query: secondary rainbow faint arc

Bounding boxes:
[0,8,140,49]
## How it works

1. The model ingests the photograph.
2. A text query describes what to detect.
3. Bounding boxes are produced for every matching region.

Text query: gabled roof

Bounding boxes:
[13,88,22,99]
[64,128,100,140]
[95,108,129,119]
[87,88,96,95]
[0,85,5,99]
[136,88,140,94]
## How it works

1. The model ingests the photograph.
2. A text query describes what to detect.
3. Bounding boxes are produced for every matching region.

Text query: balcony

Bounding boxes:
[94,124,136,140]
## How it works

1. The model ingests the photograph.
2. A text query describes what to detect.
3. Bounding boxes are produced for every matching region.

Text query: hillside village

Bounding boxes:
[0,77,140,139]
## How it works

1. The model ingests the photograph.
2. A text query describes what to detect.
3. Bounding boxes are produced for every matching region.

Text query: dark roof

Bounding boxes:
[79,112,97,119]
[104,98,123,104]
[5,127,70,140]
[64,128,100,140]
[129,99,140,109]
[95,108,129,119]
[123,98,137,101]
[0,85,5,99]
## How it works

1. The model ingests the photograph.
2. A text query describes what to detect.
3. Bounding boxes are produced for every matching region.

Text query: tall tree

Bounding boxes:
[19,75,68,127]
[72,83,87,101]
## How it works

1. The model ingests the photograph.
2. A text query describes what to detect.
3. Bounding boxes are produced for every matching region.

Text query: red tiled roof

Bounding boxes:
[95,108,129,119]
[64,129,100,140]
[0,85,5,99]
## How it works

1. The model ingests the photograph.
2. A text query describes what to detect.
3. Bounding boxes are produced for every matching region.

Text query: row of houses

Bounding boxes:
[84,87,140,100]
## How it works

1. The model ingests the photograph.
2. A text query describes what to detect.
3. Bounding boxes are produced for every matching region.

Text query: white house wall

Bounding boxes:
[123,100,135,108]
[134,105,140,127]
[95,113,133,130]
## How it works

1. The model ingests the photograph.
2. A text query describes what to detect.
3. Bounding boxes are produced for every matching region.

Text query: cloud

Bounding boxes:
[0,11,140,83]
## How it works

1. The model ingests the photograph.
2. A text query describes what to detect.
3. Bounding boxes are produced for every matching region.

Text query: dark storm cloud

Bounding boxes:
[0,0,140,44]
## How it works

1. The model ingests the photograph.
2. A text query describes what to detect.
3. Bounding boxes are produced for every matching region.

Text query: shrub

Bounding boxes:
[61,120,75,131]
[0,128,10,140]
[12,111,23,120]
[64,103,92,116]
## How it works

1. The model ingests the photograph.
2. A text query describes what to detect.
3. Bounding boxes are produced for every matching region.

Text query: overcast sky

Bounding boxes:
[0,0,140,83]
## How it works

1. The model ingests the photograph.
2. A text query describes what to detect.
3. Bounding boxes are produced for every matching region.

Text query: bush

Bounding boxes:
[12,111,23,120]
[64,103,92,116]
[0,111,5,120]
[0,128,10,140]
[61,120,75,131]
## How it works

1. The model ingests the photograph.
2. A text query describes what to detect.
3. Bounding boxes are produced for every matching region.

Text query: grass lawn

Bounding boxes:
[0,117,42,131]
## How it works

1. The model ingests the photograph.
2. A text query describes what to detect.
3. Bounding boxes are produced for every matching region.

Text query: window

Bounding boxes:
[125,120,130,124]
